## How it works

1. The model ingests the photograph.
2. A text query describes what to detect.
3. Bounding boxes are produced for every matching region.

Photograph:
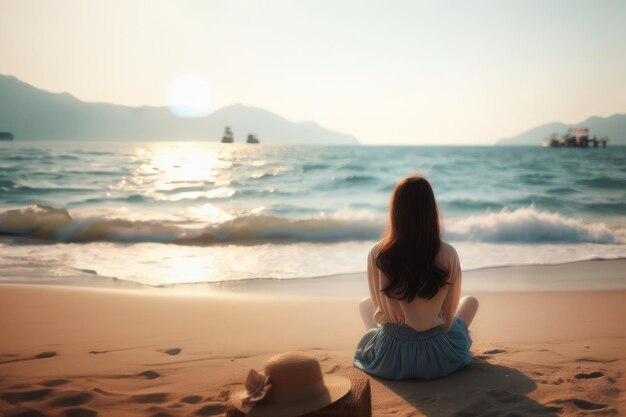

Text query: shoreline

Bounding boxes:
[2,258,624,296]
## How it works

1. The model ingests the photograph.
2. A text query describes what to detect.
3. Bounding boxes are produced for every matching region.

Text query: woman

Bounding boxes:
[354,175,478,380]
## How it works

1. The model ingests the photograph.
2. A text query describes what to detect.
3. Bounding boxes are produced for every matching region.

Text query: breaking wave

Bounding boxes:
[0,205,382,244]
[0,205,624,245]
[446,206,626,244]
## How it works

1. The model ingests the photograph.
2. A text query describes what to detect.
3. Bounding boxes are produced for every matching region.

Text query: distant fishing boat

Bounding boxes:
[543,128,608,148]
[246,133,260,144]
[221,126,234,143]
[0,131,14,141]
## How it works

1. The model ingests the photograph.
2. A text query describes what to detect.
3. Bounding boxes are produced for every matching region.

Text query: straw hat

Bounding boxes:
[230,351,351,417]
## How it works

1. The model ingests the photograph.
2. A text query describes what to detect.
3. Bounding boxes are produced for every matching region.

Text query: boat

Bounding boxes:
[246,133,260,144]
[0,131,14,141]
[543,128,608,148]
[221,126,234,143]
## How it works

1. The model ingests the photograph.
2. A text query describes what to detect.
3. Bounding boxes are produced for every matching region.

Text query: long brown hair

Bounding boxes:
[376,174,448,301]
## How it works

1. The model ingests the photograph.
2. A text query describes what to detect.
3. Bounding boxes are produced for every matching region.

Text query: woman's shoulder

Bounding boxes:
[438,240,458,258]
[369,241,382,259]
[437,240,460,270]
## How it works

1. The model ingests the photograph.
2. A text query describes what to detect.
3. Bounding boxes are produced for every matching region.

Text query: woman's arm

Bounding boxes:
[441,248,462,331]
[367,248,385,324]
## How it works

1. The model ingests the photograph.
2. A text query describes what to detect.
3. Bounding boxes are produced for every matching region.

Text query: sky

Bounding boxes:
[1,0,625,145]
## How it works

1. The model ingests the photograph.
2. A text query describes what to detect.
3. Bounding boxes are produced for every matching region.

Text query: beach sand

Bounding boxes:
[1,260,625,417]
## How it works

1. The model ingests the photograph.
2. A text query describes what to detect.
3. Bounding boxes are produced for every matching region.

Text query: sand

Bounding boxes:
[1,260,625,417]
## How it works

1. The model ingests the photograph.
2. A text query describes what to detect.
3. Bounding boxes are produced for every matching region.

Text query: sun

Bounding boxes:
[167,75,212,118]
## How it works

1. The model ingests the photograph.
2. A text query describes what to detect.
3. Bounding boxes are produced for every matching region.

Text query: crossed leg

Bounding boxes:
[359,297,378,329]
[455,296,479,327]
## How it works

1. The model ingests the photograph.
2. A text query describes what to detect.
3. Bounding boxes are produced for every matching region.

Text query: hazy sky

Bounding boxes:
[1,0,625,144]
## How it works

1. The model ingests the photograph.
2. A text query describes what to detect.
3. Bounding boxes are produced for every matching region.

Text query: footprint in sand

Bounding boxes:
[1,389,53,404]
[49,392,93,407]
[40,379,70,387]
[575,371,604,379]
[138,370,161,380]
[572,399,607,410]
[160,348,181,356]
[159,348,182,356]
[131,393,168,404]
[180,395,203,404]
[147,406,173,417]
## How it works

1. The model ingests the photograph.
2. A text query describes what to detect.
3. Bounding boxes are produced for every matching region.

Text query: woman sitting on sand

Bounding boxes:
[354,174,479,380]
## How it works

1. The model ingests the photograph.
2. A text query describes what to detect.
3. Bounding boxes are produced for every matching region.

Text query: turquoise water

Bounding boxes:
[0,142,625,286]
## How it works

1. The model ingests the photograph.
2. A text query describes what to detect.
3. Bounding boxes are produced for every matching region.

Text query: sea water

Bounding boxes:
[0,142,624,287]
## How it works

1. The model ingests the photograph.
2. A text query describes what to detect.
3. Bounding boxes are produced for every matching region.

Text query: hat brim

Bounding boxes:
[230,375,351,417]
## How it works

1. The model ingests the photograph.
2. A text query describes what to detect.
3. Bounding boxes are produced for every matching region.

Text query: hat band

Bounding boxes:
[266,379,327,403]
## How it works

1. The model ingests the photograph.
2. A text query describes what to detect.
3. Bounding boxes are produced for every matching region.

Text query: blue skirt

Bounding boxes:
[353,317,472,380]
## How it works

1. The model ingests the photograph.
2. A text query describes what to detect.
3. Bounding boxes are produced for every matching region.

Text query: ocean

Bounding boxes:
[1,142,625,288]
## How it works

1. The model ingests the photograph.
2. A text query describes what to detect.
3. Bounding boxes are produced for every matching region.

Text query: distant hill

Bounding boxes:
[497,114,626,145]
[0,75,359,145]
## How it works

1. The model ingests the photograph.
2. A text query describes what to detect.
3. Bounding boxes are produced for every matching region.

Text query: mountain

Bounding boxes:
[497,114,626,145]
[0,75,359,145]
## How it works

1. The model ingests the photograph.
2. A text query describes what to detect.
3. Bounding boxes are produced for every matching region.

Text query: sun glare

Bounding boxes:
[167,75,212,118]
[148,144,222,182]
